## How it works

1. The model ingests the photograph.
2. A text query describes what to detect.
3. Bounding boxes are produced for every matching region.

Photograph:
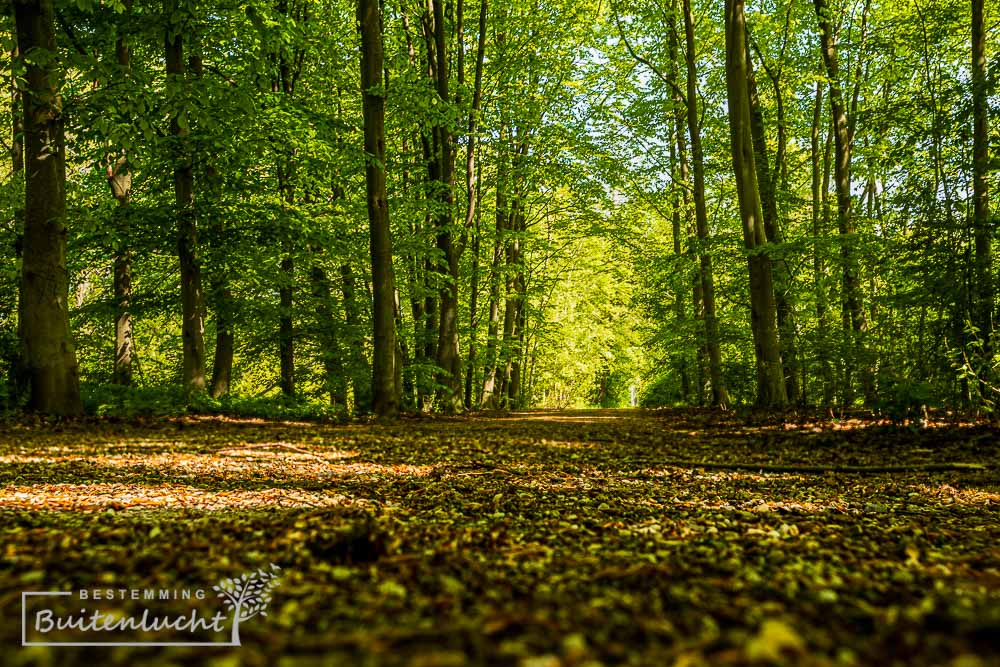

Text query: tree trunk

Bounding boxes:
[462,0,488,410]
[811,80,834,406]
[165,0,206,394]
[108,2,133,387]
[481,145,506,406]
[667,0,689,401]
[724,0,786,408]
[972,0,993,394]
[357,0,398,417]
[814,0,867,405]
[277,160,295,397]
[745,40,798,404]
[426,0,463,412]
[683,0,729,407]
[13,0,83,415]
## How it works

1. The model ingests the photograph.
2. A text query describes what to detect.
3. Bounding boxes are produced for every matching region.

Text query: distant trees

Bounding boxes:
[0,0,994,415]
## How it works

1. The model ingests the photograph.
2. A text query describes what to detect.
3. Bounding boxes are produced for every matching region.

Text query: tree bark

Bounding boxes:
[814,0,867,405]
[13,0,83,415]
[426,0,463,412]
[745,39,798,404]
[108,1,133,387]
[165,0,207,394]
[683,0,729,407]
[462,0,488,410]
[724,0,786,408]
[972,0,993,393]
[481,143,507,406]
[811,80,834,406]
[357,0,398,416]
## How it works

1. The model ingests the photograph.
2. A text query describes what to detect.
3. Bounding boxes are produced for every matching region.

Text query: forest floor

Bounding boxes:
[0,408,998,666]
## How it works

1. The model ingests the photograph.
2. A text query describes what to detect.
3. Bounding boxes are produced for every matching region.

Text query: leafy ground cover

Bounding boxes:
[0,409,998,666]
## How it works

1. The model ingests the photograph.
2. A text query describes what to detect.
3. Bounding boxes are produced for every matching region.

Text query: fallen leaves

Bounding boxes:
[0,408,997,666]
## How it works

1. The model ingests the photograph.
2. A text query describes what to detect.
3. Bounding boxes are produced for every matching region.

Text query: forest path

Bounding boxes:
[0,410,998,665]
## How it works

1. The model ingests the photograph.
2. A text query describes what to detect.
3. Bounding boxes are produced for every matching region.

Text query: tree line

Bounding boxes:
[1,0,996,416]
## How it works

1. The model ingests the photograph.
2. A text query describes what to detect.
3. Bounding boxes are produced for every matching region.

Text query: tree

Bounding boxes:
[13,0,83,415]
[682,0,729,407]
[971,0,993,395]
[357,0,398,417]
[107,0,133,387]
[724,0,786,408]
[813,0,870,405]
[165,0,207,394]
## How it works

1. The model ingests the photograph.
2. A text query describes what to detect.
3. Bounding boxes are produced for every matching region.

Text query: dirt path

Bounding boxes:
[1,409,998,665]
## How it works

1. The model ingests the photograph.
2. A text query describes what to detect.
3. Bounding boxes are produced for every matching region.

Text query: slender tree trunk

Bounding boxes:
[667,1,689,401]
[972,0,993,393]
[481,145,506,406]
[683,0,728,407]
[508,203,527,407]
[165,0,206,394]
[725,0,786,408]
[108,1,133,387]
[423,0,463,412]
[811,80,834,405]
[108,156,132,387]
[814,0,867,405]
[465,162,483,409]
[205,162,234,398]
[12,0,83,415]
[358,0,398,416]
[277,166,295,397]
[746,40,798,404]
[462,0,488,409]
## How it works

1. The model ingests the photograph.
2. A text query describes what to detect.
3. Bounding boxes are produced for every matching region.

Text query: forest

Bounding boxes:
[1,0,999,664]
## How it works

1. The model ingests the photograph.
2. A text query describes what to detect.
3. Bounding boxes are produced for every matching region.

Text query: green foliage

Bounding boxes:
[80,383,347,421]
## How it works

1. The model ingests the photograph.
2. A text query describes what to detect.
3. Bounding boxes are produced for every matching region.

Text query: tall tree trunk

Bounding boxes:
[358,0,398,416]
[811,80,834,406]
[481,144,507,406]
[972,0,993,394]
[426,0,463,412]
[683,0,729,407]
[667,0,689,401]
[508,202,527,407]
[13,0,83,415]
[814,0,867,405]
[108,0,133,387]
[462,0,488,410]
[277,162,295,397]
[165,0,207,394]
[745,40,798,404]
[107,155,132,387]
[724,0,786,408]
[206,162,233,397]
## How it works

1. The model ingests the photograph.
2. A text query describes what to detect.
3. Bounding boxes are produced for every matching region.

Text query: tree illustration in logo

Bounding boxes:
[213,564,282,645]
